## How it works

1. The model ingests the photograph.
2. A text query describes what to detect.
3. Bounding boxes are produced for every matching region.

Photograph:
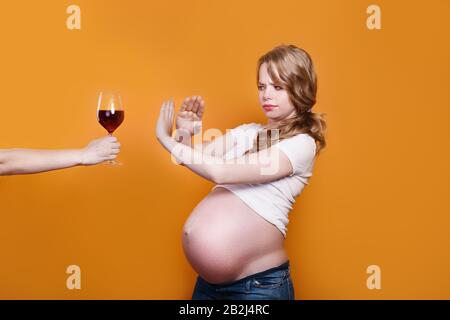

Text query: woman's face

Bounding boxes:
[258,62,297,125]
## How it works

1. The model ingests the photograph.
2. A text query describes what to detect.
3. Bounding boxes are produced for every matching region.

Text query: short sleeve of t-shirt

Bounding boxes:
[229,123,260,146]
[272,134,317,177]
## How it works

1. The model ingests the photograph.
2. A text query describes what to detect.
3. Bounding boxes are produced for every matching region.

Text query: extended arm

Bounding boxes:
[156,99,293,184]
[159,135,293,184]
[0,136,120,176]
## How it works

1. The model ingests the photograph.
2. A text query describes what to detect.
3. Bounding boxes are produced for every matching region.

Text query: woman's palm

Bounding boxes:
[176,96,204,135]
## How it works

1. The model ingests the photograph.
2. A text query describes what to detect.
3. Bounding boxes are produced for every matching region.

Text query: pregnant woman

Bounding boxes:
[156,44,326,300]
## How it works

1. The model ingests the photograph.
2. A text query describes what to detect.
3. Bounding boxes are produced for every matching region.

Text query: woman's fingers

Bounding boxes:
[169,99,174,119]
[166,96,204,120]
[161,99,174,113]
[184,96,192,112]
[197,97,205,118]
[192,96,200,114]
[180,97,189,113]
[160,101,167,117]
[165,100,170,117]
[159,100,170,128]
[157,99,174,138]
[191,96,197,110]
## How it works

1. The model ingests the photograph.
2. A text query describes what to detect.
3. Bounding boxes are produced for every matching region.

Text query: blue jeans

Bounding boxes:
[191,261,295,300]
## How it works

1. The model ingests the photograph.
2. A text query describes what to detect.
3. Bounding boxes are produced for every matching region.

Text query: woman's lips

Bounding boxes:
[263,104,278,111]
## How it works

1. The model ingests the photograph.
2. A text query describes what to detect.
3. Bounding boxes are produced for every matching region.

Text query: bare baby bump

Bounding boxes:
[182,187,285,284]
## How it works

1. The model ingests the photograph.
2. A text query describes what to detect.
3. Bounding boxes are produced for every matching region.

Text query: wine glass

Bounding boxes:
[96,91,124,165]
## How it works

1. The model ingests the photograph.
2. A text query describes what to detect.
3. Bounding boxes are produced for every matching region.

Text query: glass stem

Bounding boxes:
[108,133,114,164]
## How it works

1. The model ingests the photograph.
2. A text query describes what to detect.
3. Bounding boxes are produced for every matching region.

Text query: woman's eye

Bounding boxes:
[275,86,283,90]
[258,86,264,90]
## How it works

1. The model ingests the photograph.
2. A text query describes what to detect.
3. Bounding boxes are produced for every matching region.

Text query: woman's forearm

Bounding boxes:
[0,148,82,176]
[159,136,223,183]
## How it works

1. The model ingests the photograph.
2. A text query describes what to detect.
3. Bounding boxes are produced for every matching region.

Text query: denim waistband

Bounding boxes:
[200,260,290,287]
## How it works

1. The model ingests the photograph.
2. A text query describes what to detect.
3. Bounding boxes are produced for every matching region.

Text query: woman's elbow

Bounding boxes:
[210,166,226,184]
[0,150,15,175]
[0,161,20,175]
[210,168,241,184]
[0,163,11,176]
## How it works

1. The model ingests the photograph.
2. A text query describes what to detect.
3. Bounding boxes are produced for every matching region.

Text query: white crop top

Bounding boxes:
[211,122,317,238]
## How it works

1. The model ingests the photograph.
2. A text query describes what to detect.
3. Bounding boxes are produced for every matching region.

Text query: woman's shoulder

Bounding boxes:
[292,132,315,142]
[274,132,316,154]
[246,122,263,130]
[230,122,261,134]
[239,122,262,128]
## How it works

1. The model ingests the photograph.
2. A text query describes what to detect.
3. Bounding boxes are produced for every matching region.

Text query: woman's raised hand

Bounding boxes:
[175,96,204,136]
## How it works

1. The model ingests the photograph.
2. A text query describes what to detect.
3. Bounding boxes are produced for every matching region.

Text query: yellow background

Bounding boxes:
[0,0,449,299]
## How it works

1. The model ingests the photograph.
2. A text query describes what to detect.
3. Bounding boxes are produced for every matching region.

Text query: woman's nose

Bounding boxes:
[263,88,273,100]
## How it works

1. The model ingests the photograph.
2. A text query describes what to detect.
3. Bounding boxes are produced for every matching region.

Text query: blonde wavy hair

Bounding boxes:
[245,44,327,156]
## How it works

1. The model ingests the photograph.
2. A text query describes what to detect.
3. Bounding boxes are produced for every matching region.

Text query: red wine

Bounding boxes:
[98,110,124,134]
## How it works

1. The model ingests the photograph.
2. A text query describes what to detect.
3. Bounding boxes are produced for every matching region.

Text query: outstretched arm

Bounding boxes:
[0,136,120,176]
[156,100,293,184]
[159,135,293,184]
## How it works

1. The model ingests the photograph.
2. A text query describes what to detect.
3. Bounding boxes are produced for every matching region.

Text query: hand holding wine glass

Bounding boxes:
[81,136,121,166]
[97,91,124,165]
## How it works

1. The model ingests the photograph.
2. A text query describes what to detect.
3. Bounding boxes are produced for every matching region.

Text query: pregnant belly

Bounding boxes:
[182,187,286,284]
